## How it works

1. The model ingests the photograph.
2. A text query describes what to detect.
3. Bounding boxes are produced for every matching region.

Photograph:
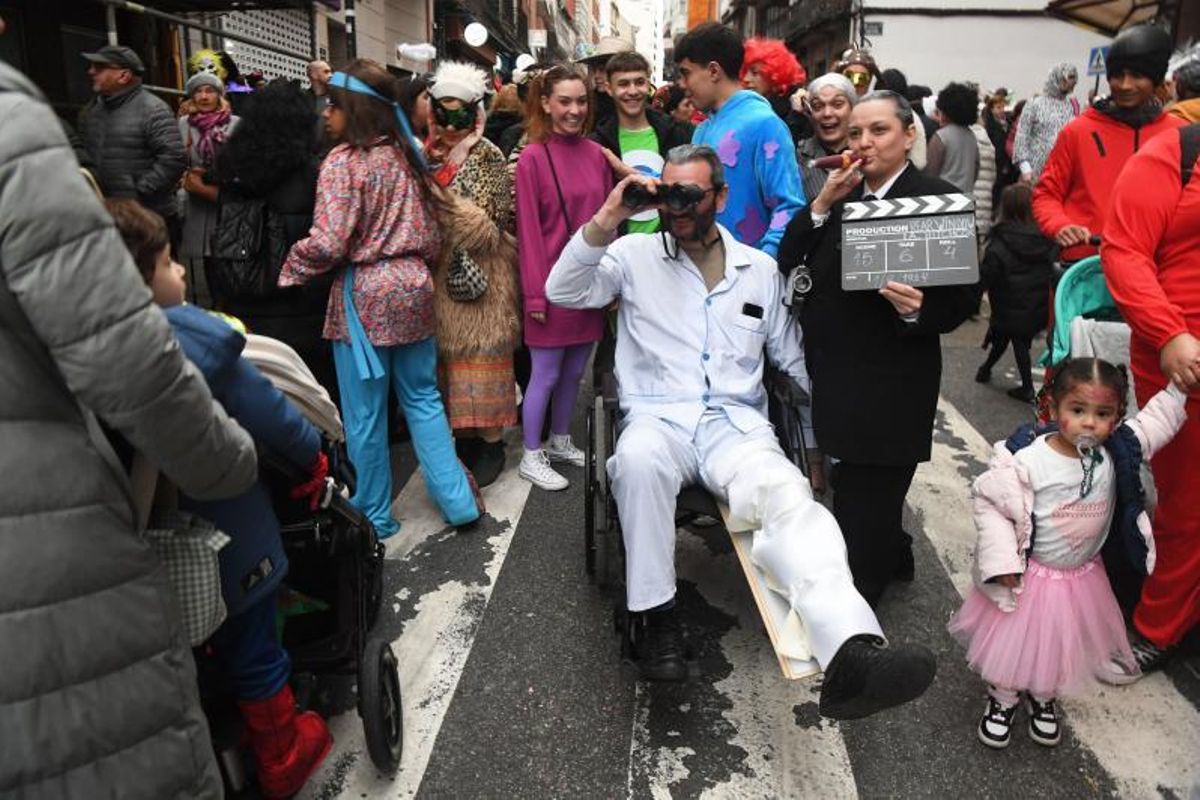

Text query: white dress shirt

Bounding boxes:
[546,223,813,440]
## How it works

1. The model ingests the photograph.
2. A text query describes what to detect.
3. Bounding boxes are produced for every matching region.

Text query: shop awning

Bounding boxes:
[1044,0,1163,36]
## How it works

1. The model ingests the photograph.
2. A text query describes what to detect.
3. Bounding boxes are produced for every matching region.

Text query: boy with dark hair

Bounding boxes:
[590,50,693,233]
[674,22,805,257]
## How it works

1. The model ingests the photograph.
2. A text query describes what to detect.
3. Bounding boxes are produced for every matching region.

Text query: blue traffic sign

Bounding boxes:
[1087,46,1109,76]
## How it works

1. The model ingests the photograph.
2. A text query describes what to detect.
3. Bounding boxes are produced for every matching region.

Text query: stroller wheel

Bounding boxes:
[359,637,402,773]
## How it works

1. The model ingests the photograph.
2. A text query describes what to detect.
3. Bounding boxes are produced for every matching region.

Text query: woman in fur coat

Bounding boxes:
[425,61,521,486]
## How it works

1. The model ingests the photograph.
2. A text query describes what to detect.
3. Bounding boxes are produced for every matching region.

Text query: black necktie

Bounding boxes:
[863,193,877,201]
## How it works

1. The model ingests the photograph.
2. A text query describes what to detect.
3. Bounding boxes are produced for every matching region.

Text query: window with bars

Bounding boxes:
[219,9,311,83]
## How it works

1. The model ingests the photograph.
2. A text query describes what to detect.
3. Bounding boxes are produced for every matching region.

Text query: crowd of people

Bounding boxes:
[1,13,1197,797]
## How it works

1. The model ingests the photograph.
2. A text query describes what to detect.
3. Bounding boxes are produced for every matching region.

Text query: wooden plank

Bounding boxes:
[717,502,821,681]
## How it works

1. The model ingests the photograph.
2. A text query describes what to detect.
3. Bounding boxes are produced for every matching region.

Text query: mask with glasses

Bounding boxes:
[432,98,479,130]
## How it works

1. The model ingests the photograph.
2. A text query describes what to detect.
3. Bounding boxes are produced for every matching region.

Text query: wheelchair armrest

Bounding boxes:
[764,365,810,408]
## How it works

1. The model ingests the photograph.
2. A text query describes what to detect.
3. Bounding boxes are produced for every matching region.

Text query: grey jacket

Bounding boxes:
[80,83,186,217]
[0,62,257,798]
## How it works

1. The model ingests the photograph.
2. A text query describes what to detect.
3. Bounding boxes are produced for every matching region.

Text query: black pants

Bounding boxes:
[981,332,1033,389]
[832,461,918,606]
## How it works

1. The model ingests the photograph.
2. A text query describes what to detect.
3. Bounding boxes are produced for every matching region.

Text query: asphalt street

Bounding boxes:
[299,314,1200,800]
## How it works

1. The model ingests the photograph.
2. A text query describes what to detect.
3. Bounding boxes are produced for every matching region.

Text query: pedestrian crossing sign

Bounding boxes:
[1088,46,1109,76]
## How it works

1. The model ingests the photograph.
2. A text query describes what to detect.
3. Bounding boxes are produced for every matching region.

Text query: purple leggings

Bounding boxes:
[523,343,593,449]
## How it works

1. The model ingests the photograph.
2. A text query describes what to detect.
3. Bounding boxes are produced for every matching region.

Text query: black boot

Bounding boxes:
[1007,386,1035,403]
[472,440,506,488]
[455,436,482,469]
[637,609,688,682]
[819,634,937,720]
[974,365,991,384]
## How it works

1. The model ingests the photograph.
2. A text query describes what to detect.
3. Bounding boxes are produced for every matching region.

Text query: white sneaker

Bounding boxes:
[519,448,569,491]
[546,434,586,467]
[1097,656,1142,686]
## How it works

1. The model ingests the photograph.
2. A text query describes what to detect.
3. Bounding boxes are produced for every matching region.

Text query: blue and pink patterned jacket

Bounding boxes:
[280,140,442,346]
[692,89,806,258]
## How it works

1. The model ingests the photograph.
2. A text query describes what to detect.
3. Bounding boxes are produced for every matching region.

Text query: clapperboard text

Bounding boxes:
[841,193,980,292]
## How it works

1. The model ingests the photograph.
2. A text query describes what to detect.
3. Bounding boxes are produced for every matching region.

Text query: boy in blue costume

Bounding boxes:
[676,23,806,257]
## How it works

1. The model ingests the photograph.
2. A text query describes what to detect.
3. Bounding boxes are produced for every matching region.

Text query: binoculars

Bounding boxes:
[622,181,712,211]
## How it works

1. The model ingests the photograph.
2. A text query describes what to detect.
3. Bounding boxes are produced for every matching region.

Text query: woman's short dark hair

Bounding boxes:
[328,59,430,197]
[936,82,979,127]
[858,89,915,128]
[105,198,167,284]
[673,22,744,80]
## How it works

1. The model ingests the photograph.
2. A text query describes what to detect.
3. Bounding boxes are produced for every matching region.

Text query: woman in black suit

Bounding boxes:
[777,90,979,606]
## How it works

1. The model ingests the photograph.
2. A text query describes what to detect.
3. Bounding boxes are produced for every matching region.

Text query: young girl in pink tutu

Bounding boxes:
[949,357,1187,750]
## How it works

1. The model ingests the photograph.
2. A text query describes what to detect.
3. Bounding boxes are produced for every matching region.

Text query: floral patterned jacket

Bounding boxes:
[279,140,442,346]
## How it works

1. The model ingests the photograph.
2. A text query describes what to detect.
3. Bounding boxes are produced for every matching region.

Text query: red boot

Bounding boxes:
[239,685,333,798]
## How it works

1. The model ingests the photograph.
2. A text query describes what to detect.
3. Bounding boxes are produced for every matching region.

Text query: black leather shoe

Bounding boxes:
[819,634,937,720]
[974,365,991,384]
[472,441,506,488]
[1007,386,1035,403]
[637,610,688,682]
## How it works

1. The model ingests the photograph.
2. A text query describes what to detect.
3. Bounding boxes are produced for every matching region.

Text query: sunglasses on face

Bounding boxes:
[432,99,478,129]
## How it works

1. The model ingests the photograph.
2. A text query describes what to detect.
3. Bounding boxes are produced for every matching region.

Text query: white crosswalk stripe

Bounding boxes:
[296,402,1197,798]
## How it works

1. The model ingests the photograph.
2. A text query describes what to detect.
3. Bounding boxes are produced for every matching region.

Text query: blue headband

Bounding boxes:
[328,71,427,170]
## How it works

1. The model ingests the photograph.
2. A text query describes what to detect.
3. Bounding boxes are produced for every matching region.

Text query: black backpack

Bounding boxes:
[208,190,289,301]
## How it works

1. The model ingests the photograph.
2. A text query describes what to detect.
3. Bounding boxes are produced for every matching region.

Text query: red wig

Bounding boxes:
[741,38,806,97]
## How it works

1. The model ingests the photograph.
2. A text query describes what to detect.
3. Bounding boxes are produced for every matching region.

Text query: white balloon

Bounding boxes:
[464,22,488,48]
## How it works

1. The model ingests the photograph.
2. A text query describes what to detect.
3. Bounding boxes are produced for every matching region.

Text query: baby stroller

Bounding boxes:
[206,335,401,795]
[1035,254,1129,422]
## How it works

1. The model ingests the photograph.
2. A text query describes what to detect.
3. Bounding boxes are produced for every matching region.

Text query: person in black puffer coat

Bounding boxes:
[976,183,1059,401]
[213,80,338,402]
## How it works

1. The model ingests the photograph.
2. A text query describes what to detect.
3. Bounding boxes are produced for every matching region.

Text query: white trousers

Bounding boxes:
[608,411,883,667]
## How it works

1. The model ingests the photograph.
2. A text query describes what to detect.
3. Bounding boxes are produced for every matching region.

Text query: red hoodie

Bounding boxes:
[1102,126,1200,391]
[1033,106,1185,261]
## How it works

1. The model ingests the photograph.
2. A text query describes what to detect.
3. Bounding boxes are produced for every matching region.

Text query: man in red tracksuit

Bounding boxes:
[1103,123,1200,673]
[1034,24,1184,262]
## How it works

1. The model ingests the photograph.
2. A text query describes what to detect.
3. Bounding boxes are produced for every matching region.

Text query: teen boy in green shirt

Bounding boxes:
[591,51,694,234]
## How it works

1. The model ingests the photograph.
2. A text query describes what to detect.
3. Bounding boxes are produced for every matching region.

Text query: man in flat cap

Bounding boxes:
[79,44,186,250]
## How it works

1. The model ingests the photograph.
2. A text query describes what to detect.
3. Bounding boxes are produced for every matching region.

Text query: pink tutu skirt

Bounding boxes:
[948,557,1134,698]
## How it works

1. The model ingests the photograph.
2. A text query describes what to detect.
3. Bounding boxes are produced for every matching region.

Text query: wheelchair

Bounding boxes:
[583,333,811,667]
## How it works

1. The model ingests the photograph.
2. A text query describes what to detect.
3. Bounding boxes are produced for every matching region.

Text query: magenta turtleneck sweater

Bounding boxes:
[514,132,612,347]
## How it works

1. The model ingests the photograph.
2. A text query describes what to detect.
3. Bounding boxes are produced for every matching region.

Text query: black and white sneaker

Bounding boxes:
[977,696,1019,749]
[1130,634,1174,674]
[1026,696,1061,747]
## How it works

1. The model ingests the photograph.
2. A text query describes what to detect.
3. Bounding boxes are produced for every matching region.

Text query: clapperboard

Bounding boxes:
[841,193,979,291]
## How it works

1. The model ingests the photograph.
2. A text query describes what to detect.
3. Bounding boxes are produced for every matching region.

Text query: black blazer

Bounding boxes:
[776,165,980,465]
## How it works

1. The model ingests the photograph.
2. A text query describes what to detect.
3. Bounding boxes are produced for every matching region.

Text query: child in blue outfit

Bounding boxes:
[107,199,332,799]
[677,23,807,257]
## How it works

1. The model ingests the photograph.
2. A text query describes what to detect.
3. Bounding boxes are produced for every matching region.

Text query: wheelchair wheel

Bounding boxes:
[592,396,617,587]
[359,637,402,774]
[585,408,597,578]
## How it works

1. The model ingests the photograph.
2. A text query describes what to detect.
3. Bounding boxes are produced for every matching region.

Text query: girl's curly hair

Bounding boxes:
[740,38,806,97]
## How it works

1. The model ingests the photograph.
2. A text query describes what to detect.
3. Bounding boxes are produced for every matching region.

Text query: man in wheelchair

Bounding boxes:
[545,144,936,719]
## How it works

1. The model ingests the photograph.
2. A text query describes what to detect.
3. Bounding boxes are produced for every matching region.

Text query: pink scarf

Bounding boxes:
[188,107,232,167]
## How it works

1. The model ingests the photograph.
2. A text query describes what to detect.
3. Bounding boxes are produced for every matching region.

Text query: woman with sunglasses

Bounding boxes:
[280,59,480,538]
[424,61,520,487]
[514,64,613,491]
